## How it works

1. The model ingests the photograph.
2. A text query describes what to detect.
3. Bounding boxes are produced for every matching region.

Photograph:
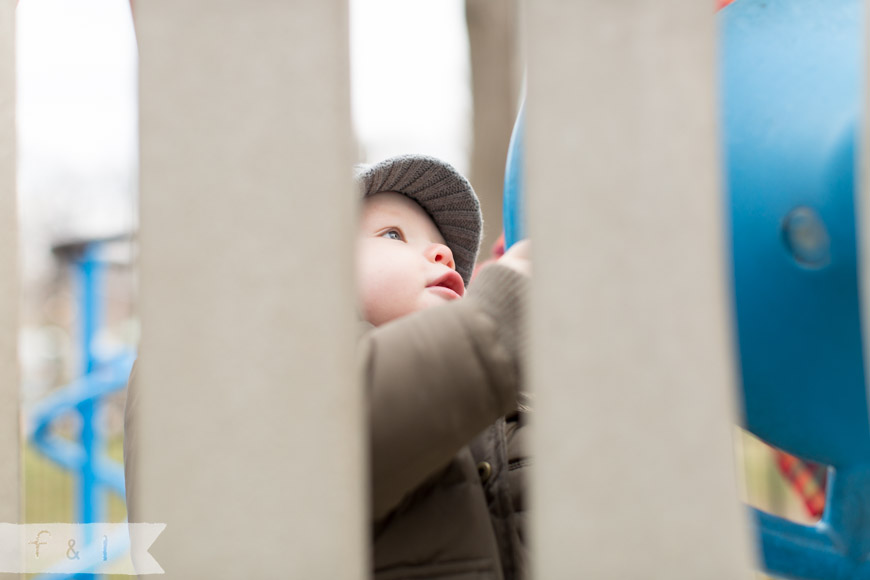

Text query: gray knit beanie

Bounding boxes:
[356,154,482,286]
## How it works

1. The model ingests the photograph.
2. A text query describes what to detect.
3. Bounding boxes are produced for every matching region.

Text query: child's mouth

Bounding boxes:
[427,285,462,300]
[427,271,465,299]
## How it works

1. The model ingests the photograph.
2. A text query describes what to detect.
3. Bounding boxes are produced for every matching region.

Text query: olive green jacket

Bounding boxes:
[364,263,529,580]
[123,263,529,579]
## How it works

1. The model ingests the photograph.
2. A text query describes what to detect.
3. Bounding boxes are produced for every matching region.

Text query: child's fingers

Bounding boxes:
[498,239,531,276]
[503,239,530,259]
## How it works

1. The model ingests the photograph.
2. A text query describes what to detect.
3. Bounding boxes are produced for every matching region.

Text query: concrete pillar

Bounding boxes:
[133,2,362,577]
[466,0,522,253]
[0,0,19,526]
[526,1,755,577]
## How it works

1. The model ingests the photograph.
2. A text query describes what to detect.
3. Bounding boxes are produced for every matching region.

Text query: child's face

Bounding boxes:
[357,192,465,326]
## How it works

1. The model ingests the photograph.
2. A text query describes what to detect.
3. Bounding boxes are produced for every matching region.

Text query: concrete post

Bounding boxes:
[466,0,522,253]
[0,0,19,527]
[526,1,755,577]
[133,1,362,577]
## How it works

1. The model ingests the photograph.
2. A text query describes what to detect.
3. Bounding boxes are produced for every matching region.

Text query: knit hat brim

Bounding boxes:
[356,155,482,285]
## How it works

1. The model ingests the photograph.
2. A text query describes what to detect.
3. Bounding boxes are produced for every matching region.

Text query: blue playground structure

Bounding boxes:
[722,0,870,577]
[503,101,525,250]
[503,0,870,577]
[27,236,136,578]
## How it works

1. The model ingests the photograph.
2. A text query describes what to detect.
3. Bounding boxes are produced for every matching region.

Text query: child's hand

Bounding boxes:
[497,239,531,277]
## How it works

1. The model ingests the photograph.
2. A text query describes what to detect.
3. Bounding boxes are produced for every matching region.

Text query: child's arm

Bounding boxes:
[363,260,529,520]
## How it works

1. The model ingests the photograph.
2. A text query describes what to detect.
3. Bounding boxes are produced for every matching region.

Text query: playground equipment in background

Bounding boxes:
[26,236,136,579]
[503,0,870,577]
[503,101,525,250]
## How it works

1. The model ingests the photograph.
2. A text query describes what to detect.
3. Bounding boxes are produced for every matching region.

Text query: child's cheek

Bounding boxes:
[355,240,400,325]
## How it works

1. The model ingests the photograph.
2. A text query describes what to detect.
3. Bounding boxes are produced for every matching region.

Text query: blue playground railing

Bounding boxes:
[27,236,136,578]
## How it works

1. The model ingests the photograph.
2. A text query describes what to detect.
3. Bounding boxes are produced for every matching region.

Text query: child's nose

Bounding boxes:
[424,243,456,270]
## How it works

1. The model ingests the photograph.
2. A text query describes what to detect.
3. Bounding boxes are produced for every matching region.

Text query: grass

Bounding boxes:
[24,436,128,579]
[24,437,127,524]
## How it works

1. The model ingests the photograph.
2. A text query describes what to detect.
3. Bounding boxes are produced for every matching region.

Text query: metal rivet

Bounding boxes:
[782,206,830,268]
[477,461,492,483]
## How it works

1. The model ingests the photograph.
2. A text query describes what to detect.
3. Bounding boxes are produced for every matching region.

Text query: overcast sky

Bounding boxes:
[349,0,471,169]
[15,0,471,277]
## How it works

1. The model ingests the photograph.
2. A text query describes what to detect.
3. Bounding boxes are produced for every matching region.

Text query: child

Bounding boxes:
[123,155,530,579]
[357,155,530,580]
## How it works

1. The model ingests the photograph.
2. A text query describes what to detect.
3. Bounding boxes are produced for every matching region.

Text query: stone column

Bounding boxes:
[133,2,362,577]
[525,1,755,577]
[466,0,522,253]
[0,0,19,527]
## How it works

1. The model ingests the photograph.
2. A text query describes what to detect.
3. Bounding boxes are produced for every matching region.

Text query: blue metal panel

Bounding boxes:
[721,0,870,577]
[721,0,869,467]
[753,467,870,579]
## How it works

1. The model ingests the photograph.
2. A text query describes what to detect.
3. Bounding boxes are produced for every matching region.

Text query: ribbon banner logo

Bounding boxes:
[0,523,165,575]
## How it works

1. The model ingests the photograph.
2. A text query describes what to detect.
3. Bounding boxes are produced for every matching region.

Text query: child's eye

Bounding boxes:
[380,229,404,242]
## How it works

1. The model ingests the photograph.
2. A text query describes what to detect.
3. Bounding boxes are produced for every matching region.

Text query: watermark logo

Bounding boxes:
[0,523,165,574]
